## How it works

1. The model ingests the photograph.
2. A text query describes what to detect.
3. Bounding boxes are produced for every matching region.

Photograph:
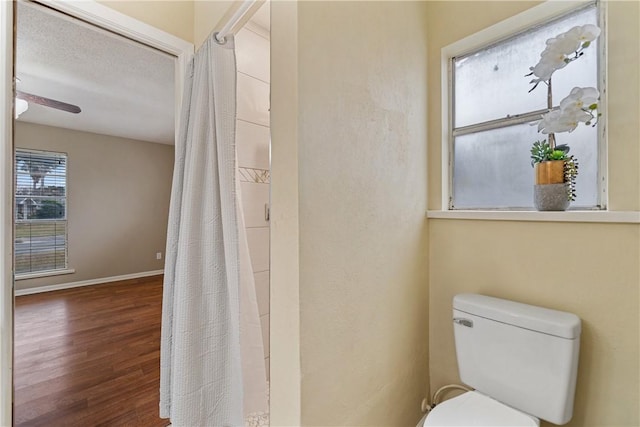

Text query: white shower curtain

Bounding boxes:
[160,33,267,426]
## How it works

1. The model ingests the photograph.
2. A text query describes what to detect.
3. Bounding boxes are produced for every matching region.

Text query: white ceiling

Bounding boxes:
[16,1,176,145]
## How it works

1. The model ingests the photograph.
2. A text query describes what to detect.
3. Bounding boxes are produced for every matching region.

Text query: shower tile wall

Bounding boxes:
[236,25,270,379]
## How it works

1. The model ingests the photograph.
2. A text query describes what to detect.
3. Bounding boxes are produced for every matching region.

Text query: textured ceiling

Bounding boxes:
[14,1,270,145]
[16,2,176,145]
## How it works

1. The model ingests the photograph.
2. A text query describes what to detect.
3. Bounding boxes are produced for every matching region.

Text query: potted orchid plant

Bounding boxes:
[526,23,601,210]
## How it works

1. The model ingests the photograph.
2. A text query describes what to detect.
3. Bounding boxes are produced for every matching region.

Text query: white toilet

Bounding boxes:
[420,294,581,426]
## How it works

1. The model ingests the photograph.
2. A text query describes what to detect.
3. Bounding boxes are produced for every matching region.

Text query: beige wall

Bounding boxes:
[15,123,174,292]
[427,2,640,426]
[270,1,302,424]
[270,1,430,425]
[86,2,640,426]
[429,221,640,426]
[98,0,194,43]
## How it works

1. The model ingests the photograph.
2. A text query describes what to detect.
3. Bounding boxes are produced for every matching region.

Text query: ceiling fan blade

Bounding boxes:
[16,90,81,114]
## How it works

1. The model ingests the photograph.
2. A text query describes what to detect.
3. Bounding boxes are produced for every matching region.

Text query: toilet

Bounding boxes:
[420,294,581,426]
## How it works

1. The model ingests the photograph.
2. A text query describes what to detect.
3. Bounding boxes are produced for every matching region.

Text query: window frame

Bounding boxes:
[14,148,70,278]
[441,0,607,211]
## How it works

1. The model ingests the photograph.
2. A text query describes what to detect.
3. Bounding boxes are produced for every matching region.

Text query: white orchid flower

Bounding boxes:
[545,33,581,55]
[530,50,569,81]
[538,110,567,133]
[572,24,601,43]
[538,107,592,134]
[528,24,601,84]
[560,25,601,49]
[559,87,599,111]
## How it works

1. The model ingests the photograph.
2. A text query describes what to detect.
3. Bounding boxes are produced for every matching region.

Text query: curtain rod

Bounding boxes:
[215,0,257,44]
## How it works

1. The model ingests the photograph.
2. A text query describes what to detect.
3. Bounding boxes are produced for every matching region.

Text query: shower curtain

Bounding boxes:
[160,33,268,426]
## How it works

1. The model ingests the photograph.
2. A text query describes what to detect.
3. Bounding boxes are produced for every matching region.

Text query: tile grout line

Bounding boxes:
[237,117,270,129]
[237,70,270,86]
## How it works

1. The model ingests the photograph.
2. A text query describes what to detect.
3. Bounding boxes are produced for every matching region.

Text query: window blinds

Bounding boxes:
[15,149,68,275]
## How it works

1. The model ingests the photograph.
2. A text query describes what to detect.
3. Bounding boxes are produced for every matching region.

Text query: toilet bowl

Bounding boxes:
[418,391,539,427]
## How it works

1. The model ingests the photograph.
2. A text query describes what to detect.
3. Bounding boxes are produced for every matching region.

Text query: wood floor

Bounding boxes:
[14,275,170,427]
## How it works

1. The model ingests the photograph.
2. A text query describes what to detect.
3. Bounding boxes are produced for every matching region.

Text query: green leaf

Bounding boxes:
[582,41,591,48]
[530,140,554,165]
[589,103,598,110]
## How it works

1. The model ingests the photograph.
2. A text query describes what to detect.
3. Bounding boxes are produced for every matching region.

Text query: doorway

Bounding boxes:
[0,0,193,423]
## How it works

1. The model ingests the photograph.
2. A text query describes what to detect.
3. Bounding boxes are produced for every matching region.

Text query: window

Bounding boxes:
[446,3,603,210]
[15,149,68,275]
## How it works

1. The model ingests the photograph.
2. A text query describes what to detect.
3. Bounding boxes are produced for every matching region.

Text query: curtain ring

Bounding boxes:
[213,32,227,45]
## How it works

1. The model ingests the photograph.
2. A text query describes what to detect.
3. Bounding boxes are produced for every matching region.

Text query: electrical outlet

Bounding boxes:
[156,252,162,260]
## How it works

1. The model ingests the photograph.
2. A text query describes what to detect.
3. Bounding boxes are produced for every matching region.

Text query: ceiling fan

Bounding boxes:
[14,78,81,117]
[16,90,81,114]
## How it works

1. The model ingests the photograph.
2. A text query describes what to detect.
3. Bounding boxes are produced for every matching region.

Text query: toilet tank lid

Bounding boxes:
[453,294,581,339]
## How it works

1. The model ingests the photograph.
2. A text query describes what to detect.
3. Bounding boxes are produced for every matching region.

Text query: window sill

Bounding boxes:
[15,268,76,281]
[426,210,640,223]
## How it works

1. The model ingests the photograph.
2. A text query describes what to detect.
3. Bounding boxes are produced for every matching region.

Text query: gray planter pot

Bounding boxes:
[534,183,570,211]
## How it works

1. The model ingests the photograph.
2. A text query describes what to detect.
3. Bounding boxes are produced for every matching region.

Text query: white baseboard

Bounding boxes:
[15,270,164,296]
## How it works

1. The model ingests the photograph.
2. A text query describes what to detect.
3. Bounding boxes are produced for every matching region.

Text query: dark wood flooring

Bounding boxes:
[14,275,170,427]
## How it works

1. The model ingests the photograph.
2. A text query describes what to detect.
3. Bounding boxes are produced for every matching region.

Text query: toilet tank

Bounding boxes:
[453,294,581,425]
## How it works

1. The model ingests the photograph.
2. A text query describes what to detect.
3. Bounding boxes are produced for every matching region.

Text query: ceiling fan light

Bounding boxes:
[15,98,29,119]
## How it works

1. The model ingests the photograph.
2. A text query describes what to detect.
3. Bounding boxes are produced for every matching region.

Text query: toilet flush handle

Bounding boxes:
[453,318,473,328]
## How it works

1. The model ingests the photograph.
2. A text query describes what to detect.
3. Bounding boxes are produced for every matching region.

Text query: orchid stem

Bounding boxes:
[547,77,555,150]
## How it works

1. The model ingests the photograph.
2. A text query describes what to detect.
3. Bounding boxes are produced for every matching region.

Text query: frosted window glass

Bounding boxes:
[551,122,599,207]
[451,4,601,210]
[454,6,598,128]
[452,122,598,209]
[453,124,537,209]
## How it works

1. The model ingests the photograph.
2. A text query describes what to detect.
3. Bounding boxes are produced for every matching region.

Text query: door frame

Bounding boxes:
[0,1,193,423]
[0,0,14,424]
